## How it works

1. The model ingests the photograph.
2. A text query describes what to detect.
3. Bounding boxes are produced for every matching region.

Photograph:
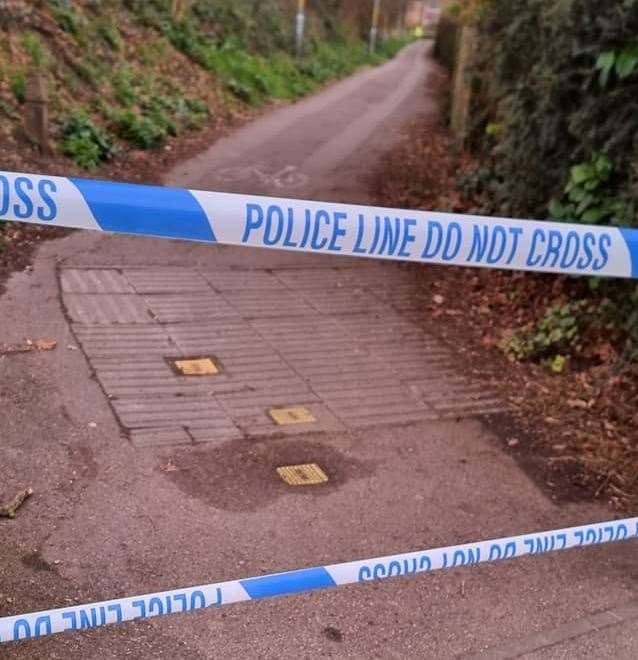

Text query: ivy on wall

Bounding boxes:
[465,0,638,226]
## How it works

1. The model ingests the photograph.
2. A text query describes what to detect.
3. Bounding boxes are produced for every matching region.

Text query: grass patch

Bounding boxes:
[109,109,167,149]
[10,70,26,103]
[166,24,413,106]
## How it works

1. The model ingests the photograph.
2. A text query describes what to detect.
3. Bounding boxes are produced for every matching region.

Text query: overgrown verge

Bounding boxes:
[433,1,638,360]
[0,1,411,173]
[0,0,412,263]
[386,1,638,508]
[374,111,638,510]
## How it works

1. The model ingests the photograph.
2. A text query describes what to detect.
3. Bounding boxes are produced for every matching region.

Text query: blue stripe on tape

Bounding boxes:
[70,178,216,242]
[240,567,336,599]
[1,517,636,644]
[620,229,638,278]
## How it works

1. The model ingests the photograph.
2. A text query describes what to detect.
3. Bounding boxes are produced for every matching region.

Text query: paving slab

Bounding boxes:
[60,261,504,446]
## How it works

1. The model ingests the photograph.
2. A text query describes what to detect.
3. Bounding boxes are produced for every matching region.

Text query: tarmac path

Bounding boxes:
[1,41,636,658]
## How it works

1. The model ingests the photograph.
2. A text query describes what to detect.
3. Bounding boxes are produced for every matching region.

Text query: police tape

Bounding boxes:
[1,170,638,279]
[1,516,636,644]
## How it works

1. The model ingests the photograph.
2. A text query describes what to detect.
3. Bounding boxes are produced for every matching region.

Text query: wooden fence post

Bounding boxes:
[24,70,52,155]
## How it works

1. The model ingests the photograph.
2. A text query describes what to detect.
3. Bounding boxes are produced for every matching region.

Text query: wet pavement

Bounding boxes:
[1,41,637,659]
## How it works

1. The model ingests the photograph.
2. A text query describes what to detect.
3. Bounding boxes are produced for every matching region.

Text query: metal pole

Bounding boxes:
[369,0,381,54]
[295,0,306,56]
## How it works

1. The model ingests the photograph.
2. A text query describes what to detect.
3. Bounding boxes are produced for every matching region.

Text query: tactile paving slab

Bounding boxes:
[60,263,506,447]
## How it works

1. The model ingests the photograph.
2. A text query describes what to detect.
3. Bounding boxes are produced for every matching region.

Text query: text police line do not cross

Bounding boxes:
[1,171,638,279]
[1,517,636,644]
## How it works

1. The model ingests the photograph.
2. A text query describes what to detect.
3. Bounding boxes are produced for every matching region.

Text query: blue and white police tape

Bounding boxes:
[1,516,636,644]
[1,170,638,279]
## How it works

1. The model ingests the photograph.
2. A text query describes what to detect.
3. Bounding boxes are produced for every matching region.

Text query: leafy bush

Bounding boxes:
[465,0,638,359]
[160,9,411,105]
[61,112,116,169]
[76,62,102,89]
[548,154,634,227]
[49,0,80,36]
[467,0,638,222]
[111,109,167,148]
[376,35,414,60]
[112,67,138,107]
[503,301,587,371]
[596,44,638,87]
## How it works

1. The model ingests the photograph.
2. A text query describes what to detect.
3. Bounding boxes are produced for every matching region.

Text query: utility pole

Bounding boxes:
[295,0,306,56]
[369,0,381,54]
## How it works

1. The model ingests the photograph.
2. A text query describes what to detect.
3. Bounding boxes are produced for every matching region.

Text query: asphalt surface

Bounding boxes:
[1,41,637,659]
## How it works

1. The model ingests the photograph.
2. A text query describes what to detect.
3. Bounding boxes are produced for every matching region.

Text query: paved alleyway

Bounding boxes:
[1,42,637,659]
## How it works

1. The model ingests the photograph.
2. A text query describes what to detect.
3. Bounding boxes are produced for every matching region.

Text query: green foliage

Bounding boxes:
[376,35,415,60]
[61,112,116,169]
[94,17,122,51]
[112,67,138,107]
[548,354,568,374]
[16,0,408,167]
[165,25,407,106]
[503,301,586,370]
[469,0,638,222]
[22,33,46,68]
[548,154,633,226]
[10,70,26,103]
[596,45,638,87]
[466,1,638,362]
[49,0,80,36]
[0,99,19,120]
[76,62,102,89]
[111,109,167,148]
[125,0,412,106]
[138,39,168,66]
[485,122,503,137]
[106,62,209,146]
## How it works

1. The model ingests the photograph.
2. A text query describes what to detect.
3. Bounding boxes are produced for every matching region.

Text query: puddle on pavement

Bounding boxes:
[163,438,374,512]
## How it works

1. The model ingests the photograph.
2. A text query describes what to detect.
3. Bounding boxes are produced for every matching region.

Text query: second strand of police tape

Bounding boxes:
[1,517,636,644]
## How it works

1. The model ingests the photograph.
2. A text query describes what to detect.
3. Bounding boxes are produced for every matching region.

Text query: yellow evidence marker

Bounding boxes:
[276,463,329,486]
[268,406,316,425]
[173,358,219,376]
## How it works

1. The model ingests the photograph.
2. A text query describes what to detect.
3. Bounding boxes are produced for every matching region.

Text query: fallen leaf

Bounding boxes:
[567,399,588,410]
[481,335,497,348]
[34,339,57,351]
